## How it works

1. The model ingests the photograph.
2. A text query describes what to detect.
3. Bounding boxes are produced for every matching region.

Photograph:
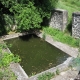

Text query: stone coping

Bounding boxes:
[53,8,67,12]
[9,63,28,80]
[1,40,29,80]
[1,32,28,40]
[37,33,78,58]
[27,57,73,80]
[0,32,79,80]
[73,12,80,15]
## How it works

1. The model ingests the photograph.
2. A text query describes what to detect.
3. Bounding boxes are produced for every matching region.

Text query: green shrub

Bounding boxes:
[0,43,21,68]
[0,0,58,33]
[10,2,42,31]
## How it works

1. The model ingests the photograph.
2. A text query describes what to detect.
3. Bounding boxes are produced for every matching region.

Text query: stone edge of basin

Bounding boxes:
[1,32,28,40]
[37,32,78,58]
[27,57,73,80]
[5,43,29,80]
[9,63,28,80]
[0,33,29,80]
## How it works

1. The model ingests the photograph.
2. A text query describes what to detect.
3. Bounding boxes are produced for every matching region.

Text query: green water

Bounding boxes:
[5,34,69,76]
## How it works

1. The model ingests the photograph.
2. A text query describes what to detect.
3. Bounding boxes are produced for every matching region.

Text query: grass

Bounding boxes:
[45,0,80,47]
[56,0,80,21]
[37,72,55,80]
[56,69,60,75]
[55,0,80,34]
[43,27,79,47]
[0,67,17,80]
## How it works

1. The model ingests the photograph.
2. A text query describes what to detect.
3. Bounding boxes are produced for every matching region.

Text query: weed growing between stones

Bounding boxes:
[56,69,60,75]
[42,32,46,40]
[37,72,55,80]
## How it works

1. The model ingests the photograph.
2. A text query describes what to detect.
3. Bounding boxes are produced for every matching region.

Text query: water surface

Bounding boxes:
[5,34,69,76]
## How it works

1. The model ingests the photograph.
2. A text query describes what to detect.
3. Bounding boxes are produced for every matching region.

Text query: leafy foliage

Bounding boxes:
[10,2,42,31]
[0,53,20,67]
[0,0,58,33]
[0,43,21,67]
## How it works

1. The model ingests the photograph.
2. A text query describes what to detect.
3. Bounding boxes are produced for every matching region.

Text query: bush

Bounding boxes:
[0,0,58,32]
[10,2,42,31]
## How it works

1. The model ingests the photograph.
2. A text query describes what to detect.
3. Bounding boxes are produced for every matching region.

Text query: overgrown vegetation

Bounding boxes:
[70,39,80,69]
[37,72,55,80]
[0,43,21,79]
[37,69,60,80]
[43,27,79,47]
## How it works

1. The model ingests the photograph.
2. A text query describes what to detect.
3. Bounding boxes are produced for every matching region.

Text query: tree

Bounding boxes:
[0,0,58,32]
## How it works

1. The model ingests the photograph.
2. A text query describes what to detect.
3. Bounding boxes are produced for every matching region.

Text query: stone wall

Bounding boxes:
[49,9,68,32]
[72,12,80,38]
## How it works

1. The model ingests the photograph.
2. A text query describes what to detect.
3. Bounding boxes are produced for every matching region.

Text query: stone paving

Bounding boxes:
[51,69,78,80]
